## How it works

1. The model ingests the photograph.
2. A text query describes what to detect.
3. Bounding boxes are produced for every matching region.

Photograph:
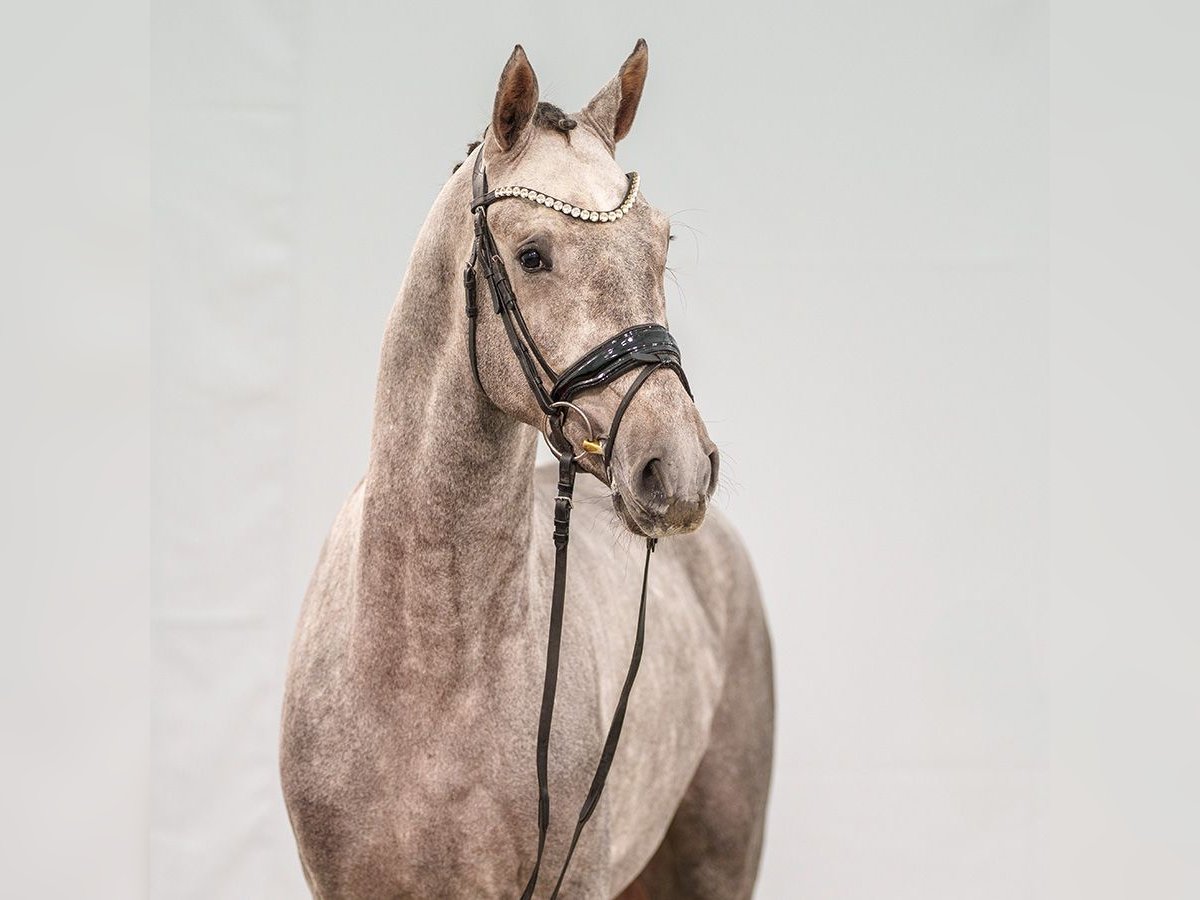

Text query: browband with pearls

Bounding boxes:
[471,172,639,222]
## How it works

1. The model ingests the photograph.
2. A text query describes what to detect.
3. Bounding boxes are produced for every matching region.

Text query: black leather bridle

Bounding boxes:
[462,145,692,898]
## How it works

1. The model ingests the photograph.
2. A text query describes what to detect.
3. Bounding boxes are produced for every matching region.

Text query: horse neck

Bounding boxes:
[354,168,538,685]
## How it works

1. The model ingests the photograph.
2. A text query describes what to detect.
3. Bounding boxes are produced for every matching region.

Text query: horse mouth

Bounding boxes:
[610,489,707,539]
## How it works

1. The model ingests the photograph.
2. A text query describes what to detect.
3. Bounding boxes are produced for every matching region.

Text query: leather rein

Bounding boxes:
[461,145,692,898]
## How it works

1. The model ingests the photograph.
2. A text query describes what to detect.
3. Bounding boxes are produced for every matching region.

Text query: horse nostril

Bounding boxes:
[707,449,720,498]
[639,457,665,503]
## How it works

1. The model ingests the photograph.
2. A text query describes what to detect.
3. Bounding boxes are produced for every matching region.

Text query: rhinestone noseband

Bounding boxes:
[461,143,692,900]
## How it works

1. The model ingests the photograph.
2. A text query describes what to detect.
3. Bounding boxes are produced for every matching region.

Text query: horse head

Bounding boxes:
[467,42,718,538]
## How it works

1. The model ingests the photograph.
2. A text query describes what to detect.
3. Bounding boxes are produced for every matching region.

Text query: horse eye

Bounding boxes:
[518,248,545,271]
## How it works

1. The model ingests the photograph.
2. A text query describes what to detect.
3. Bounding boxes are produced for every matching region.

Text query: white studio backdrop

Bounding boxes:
[151,2,1047,898]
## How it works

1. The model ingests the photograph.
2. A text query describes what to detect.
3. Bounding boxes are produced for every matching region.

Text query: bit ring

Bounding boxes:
[542,401,600,462]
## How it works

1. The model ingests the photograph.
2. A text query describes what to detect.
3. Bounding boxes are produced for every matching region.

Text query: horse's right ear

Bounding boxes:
[491,45,539,152]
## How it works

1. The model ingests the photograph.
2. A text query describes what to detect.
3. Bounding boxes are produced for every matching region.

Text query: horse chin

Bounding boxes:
[610,490,707,540]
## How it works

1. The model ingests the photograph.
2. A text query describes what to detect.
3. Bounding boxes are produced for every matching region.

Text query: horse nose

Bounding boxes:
[630,446,717,529]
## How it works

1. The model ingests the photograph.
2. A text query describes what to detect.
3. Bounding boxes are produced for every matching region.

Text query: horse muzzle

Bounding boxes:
[609,431,719,538]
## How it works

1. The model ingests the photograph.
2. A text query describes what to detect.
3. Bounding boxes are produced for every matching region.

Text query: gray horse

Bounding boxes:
[281,41,774,899]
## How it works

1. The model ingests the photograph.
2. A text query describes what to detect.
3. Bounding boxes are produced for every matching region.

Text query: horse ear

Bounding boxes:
[492,45,539,152]
[581,39,649,148]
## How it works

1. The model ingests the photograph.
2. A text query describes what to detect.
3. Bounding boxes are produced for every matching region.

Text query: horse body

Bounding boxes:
[281,42,774,899]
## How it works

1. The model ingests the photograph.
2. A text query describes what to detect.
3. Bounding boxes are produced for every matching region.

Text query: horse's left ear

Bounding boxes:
[580,39,649,149]
[492,45,540,152]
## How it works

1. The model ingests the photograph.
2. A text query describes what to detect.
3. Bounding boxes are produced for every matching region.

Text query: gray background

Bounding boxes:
[6,1,1199,899]
[151,3,1045,896]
